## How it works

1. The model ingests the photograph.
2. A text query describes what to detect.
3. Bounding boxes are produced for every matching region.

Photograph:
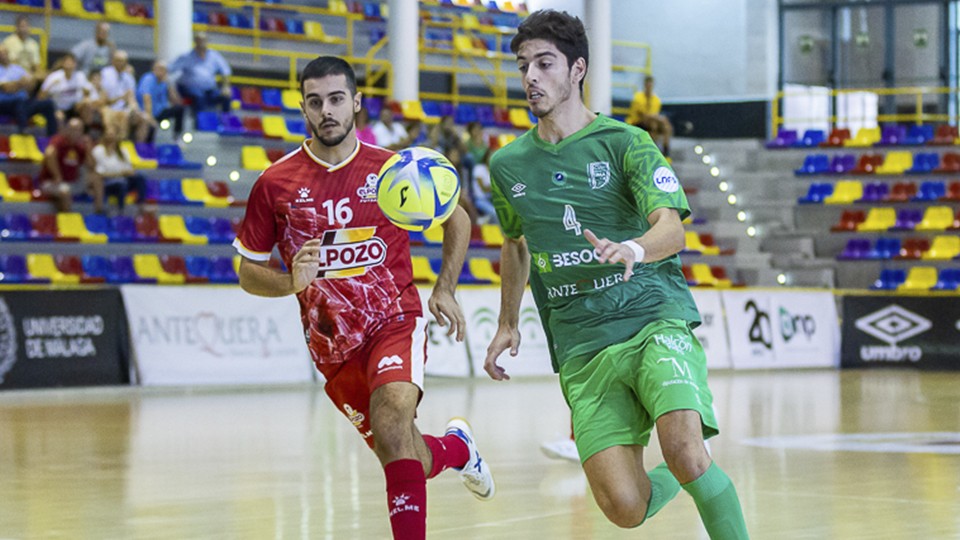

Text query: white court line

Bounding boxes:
[430,510,573,533]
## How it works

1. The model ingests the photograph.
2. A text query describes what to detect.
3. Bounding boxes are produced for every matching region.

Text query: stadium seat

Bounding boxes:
[690,263,720,286]
[304,21,337,42]
[891,209,923,231]
[281,89,301,113]
[159,214,208,244]
[242,146,272,170]
[0,172,33,202]
[844,127,881,148]
[216,113,245,136]
[683,231,720,255]
[913,181,946,202]
[797,183,832,204]
[398,101,432,124]
[56,212,108,243]
[884,182,917,202]
[480,224,504,246]
[207,217,236,244]
[870,237,900,260]
[121,141,157,169]
[796,129,826,148]
[422,225,444,246]
[0,213,31,241]
[875,151,913,174]
[794,154,829,175]
[286,118,307,138]
[81,255,113,282]
[9,134,43,162]
[209,256,239,283]
[106,255,153,284]
[182,179,231,207]
[493,107,512,128]
[878,125,906,146]
[30,214,58,241]
[134,254,184,284]
[821,127,851,147]
[363,97,383,119]
[945,181,960,201]
[161,255,207,283]
[262,115,300,142]
[915,206,956,231]
[922,235,960,260]
[196,111,220,132]
[823,180,862,204]
[208,11,229,26]
[858,182,888,203]
[508,107,534,129]
[184,256,213,282]
[934,152,960,173]
[828,154,856,174]
[857,208,896,232]
[454,103,478,125]
[228,12,252,29]
[132,213,159,242]
[904,125,934,145]
[929,125,958,146]
[261,88,282,111]
[411,256,438,283]
[851,153,883,174]
[933,268,960,291]
[265,148,288,163]
[898,266,938,291]
[240,87,264,110]
[476,105,496,127]
[837,238,872,260]
[871,268,906,290]
[765,129,796,149]
[831,210,865,232]
[0,254,39,283]
[468,257,501,284]
[907,153,939,174]
[157,145,202,169]
[27,253,79,284]
[56,254,104,283]
[898,238,930,259]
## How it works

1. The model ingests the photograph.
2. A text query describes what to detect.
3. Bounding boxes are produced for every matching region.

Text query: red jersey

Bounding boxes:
[234,140,421,365]
[39,134,88,182]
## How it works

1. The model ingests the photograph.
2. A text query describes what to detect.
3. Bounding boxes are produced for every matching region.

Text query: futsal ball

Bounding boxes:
[376,146,461,232]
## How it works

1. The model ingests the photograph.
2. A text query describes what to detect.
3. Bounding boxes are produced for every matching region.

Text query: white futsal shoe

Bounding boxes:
[445,417,495,501]
[540,437,580,463]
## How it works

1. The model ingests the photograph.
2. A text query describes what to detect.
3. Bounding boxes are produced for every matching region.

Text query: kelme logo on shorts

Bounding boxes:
[653,166,679,193]
[532,252,553,273]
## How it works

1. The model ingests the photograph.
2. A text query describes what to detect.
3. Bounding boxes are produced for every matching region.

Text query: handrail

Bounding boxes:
[609,40,652,117]
[772,86,957,134]
[0,25,48,71]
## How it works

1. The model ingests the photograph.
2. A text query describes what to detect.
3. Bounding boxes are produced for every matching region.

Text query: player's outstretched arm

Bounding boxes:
[484,236,529,381]
[238,239,322,297]
[584,207,685,281]
[429,205,470,341]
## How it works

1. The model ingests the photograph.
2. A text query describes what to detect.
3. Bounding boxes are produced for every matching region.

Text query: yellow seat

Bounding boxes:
[690,263,728,287]
[509,108,534,129]
[242,146,272,170]
[181,178,230,208]
[897,266,938,291]
[915,206,954,231]
[233,255,242,275]
[411,256,438,283]
[262,115,302,143]
[61,0,86,15]
[328,0,348,14]
[462,13,481,30]
[497,134,517,148]
[120,141,157,169]
[843,127,881,148]
[0,172,32,203]
[423,225,444,244]
[304,21,326,40]
[856,207,896,232]
[27,254,80,284]
[159,214,208,245]
[282,89,301,111]
[56,213,108,243]
[9,134,43,162]
[133,254,184,285]
[468,257,501,284]
[104,0,132,22]
[922,235,960,260]
[823,180,863,204]
[454,33,479,55]
[480,224,504,247]
[875,151,913,175]
[400,101,440,124]
[684,231,720,255]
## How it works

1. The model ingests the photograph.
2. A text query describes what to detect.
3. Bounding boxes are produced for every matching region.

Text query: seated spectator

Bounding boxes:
[436,115,463,154]
[371,105,409,149]
[80,68,108,129]
[71,21,115,75]
[137,60,184,141]
[38,117,93,213]
[0,44,56,136]
[625,75,673,157]
[2,15,43,80]
[462,122,495,223]
[100,50,153,142]
[355,106,375,145]
[170,32,232,118]
[39,53,95,124]
[90,124,148,215]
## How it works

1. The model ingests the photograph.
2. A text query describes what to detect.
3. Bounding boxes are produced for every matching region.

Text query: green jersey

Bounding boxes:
[490,115,701,371]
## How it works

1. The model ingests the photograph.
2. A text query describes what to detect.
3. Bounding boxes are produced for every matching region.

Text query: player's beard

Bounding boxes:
[530,80,573,119]
[309,115,355,148]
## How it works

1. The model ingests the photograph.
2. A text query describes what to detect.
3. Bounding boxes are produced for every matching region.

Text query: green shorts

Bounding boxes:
[559,318,719,463]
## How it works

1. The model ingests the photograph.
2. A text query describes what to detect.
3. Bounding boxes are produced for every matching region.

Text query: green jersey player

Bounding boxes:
[484,10,749,539]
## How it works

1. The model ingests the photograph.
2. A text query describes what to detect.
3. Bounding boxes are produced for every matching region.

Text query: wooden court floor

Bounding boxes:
[1,369,959,540]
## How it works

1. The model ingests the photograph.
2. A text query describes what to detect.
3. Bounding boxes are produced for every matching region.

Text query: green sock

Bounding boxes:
[681,462,749,539]
[643,462,681,522]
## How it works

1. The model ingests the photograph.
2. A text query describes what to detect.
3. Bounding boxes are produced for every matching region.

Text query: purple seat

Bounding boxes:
[829,154,856,174]
[891,209,923,231]
[208,217,236,244]
[1,213,32,241]
[108,215,136,242]
[218,113,246,136]
[135,142,157,160]
[0,254,42,283]
[879,125,907,146]
[364,97,383,119]
[838,238,872,260]
[476,105,496,127]
[209,256,239,283]
[109,256,155,284]
[858,182,889,202]
[767,129,798,149]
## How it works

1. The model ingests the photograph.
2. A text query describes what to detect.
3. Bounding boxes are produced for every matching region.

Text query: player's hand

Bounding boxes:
[583,229,636,282]
[428,288,465,342]
[484,325,520,381]
[290,239,322,293]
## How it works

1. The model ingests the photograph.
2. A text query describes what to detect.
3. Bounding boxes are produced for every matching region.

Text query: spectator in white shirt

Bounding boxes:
[90,124,147,214]
[371,104,411,150]
[38,53,96,124]
[99,49,153,142]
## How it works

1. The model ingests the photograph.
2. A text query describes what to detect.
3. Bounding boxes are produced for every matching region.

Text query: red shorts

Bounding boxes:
[317,316,427,448]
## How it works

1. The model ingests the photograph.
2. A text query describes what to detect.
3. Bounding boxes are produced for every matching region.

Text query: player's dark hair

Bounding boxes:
[510,10,589,93]
[299,56,357,96]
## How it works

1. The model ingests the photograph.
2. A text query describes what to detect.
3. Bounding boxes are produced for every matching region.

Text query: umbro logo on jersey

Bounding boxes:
[295,186,314,204]
[377,354,404,373]
[511,183,527,198]
[356,174,378,203]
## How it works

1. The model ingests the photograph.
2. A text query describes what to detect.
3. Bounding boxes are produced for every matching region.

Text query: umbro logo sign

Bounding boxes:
[511,183,527,198]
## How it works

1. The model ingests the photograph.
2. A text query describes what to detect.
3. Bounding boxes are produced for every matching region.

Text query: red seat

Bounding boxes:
[885,182,917,202]
[945,181,960,202]
[852,153,883,174]
[831,210,866,232]
[240,87,264,110]
[8,174,40,199]
[929,125,958,146]
[952,210,960,231]
[31,214,58,239]
[898,238,930,260]
[821,128,851,147]
[241,116,264,136]
[0,135,9,158]
[57,255,104,283]
[208,12,229,26]
[161,255,207,283]
[681,264,694,284]
[231,216,243,234]
[934,152,960,173]
[135,213,159,241]
[266,148,287,162]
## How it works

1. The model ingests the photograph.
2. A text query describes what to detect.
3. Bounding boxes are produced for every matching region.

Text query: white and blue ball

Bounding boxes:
[376,146,461,232]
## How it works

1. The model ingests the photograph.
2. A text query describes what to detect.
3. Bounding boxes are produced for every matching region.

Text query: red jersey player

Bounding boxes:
[233,56,494,540]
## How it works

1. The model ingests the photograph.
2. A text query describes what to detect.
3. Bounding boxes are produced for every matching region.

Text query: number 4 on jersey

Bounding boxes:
[563,204,582,236]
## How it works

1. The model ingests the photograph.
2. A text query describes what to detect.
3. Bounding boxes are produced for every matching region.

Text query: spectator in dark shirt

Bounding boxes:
[39,117,93,213]
[0,44,56,136]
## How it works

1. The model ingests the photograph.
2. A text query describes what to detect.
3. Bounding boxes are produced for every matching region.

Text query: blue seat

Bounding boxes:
[907,153,939,174]
[369,27,386,45]
[0,213,32,241]
[184,216,212,238]
[933,268,960,291]
[872,268,907,290]
[83,213,110,237]
[218,113,245,136]
[795,129,825,148]
[209,257,239,283]
[766,129,797,149]
[904,125,934,146]
[364,2,383,20]
[286,19,304,34]
[912,181,946,202]
[81,255,112,281]
[795,154,829,175]
[208,218,236,244]
[476,105,496,127]
[196,111,221,132]
[158,180,189,205]
[108,215,136,242]
[286,118,306,137]
[228,13,253,29]
[455,103,478,124]
[422,101,442,119]
[797,182,833,204]
[364,97,383,119]
[157,145,202,169]
[261,88,282,111]
[870,238,900,260]
[185,256,213,280]
[193,10,206,24]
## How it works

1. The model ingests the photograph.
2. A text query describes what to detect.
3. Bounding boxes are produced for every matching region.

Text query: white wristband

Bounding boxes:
[622,240,645,263]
